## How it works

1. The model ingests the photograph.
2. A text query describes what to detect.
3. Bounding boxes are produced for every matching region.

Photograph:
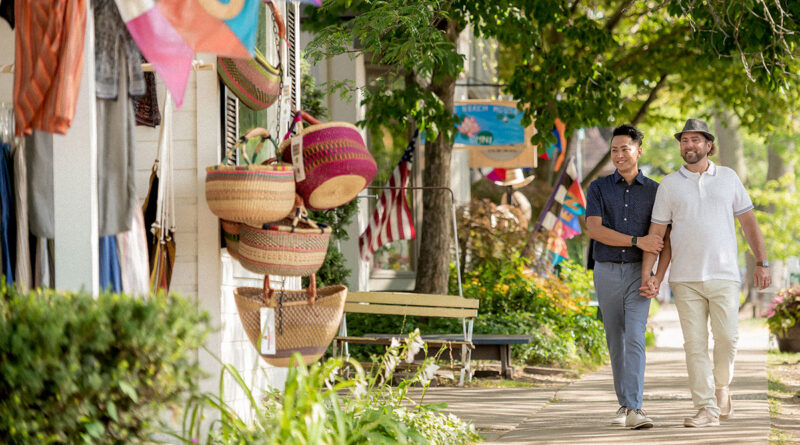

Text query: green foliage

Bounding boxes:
[748,174,800,260]
[0,284,210,444]
[306,0,464,142]
[173,331,479,444]
[765,285,800,336]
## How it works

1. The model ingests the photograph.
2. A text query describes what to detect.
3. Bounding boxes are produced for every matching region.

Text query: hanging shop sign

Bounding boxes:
[453,100,536,169]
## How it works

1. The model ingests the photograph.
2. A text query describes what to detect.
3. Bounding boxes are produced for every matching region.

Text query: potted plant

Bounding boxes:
[765,285,800,352]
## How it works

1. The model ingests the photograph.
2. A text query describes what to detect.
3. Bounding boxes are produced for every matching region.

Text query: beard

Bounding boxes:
[681,149,707,164]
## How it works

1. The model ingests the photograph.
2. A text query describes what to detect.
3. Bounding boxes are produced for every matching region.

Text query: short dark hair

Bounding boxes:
[611,124,644,147]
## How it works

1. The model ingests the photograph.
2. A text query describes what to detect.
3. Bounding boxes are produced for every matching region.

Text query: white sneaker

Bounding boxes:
[611,406,627,425]
[716,387,734,420]
[626,409,654,429]
[684,408,720,427]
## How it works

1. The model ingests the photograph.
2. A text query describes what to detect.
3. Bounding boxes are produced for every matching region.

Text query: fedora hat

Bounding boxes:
[674,118,715,142]
[494,168,535,188]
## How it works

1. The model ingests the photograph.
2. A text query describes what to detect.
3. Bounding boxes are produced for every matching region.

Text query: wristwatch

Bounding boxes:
[631,236,638,247]
[756,261,770,268]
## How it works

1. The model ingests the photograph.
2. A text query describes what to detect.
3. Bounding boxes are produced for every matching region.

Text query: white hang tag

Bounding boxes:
[280,85,292,124]
[291,135,305,182]
[259,307,276,355]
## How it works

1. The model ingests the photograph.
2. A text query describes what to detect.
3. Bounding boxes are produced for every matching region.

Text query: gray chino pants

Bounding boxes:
[593,261,652,409]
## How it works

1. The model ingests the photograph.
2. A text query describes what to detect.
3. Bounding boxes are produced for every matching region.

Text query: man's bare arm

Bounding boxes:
[640,222,668,286]
[587,216,663,254]
[737,210,771,290]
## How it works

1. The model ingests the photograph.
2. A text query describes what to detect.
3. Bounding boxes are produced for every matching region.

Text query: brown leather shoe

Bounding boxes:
[684,408,720,427]
[716,387,734,420]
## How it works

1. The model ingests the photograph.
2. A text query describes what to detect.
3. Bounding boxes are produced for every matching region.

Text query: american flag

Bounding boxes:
[359,131,418,261]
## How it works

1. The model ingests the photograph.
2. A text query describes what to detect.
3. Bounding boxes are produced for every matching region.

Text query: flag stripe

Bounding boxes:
[359,132,418,261]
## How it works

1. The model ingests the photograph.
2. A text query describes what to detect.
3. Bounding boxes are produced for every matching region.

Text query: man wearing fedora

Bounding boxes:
[640,118,771,427]
[586,124,668,429]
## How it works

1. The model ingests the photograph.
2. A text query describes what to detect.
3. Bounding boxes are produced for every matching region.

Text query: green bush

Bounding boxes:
[0,284,210,444]
[175,330,479,444]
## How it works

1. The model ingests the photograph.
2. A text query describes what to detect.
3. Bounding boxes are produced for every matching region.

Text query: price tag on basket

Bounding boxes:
[260,307,276,355]
[291,130,305,182]
[280,85,292,125]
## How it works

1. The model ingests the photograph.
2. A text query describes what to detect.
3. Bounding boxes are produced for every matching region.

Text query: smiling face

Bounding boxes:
[679,131,713,164]
[610,134,642,174]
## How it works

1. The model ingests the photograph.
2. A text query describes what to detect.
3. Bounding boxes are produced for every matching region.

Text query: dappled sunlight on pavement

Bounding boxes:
[415,304,770,444]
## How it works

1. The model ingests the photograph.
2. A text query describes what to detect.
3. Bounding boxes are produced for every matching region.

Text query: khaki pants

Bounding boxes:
[671,280,740,418]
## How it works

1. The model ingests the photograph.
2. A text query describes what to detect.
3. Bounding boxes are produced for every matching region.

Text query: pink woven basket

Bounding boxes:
[280,120,376,211]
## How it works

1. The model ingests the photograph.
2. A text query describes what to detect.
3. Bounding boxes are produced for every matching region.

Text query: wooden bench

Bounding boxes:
[358,334,532,379]
[333,291,479,386]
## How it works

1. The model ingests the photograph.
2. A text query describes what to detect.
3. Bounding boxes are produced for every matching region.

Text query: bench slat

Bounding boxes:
[344,302,477,318]
[347,291,480,309]
[335,336,475,349]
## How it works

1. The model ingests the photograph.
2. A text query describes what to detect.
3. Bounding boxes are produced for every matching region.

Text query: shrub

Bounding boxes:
[0,284,210,444]
[175,330,480,444]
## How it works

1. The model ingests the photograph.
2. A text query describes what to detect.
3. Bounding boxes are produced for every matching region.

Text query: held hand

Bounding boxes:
[754,266,772,290]
[636,234,664,254]
[639,276,659,299]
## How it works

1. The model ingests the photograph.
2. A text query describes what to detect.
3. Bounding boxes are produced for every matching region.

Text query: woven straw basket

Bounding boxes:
[221,220,241,258]
[217,48,281,111]
[234,275,347,367]
[280,121,376,211]
[238,196,331,276]
[206,129,296,225]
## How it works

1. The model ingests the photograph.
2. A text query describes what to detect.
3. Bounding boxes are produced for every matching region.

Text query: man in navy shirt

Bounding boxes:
[586,124,671,429]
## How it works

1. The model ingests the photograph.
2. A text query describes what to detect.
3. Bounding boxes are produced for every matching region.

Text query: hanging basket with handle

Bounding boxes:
[234,274,347,367]
[238,195,331,276]
[279,111,377,211]
[205,127,296,225]
[216,1,284,111]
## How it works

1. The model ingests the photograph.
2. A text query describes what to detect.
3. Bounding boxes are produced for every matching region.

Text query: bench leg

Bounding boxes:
[500,344,513,379]
[459,344,473,386]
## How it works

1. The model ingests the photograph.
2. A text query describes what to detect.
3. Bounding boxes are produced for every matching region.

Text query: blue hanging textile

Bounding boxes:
[0,140,16,285]
[99,235,122,293]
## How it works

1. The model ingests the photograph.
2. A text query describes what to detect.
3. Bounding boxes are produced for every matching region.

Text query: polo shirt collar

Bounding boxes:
[613,169,646,184]
[679,160,717,178]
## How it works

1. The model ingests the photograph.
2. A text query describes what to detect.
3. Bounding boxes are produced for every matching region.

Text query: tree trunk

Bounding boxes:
[414,19,459,295]
[714,107,747,184]
[712,107,758,311]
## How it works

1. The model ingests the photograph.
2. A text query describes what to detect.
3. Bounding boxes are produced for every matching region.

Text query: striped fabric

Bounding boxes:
[358,131,417,261]
[14,0,87,136]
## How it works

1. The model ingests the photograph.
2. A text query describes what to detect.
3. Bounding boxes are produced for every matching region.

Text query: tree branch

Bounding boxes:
[583,73,669,184]
[604,0,636,32]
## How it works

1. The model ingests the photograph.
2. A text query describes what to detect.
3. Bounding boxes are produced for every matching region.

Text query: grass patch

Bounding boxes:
[769,428,793,445]
[769,397,781,417]
[767,349,800,444]
[767,350,800,365]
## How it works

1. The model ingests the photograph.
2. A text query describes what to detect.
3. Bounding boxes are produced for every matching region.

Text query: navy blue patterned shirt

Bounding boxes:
[586,170,659,263]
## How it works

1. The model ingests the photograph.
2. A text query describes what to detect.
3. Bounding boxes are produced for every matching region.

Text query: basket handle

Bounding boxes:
[282,111,323,142]
[224,128,272,165]
[290,194,328,232]
[263,274,318,305]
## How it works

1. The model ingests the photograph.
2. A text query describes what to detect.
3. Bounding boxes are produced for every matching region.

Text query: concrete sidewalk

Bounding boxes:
[414,304,770,444]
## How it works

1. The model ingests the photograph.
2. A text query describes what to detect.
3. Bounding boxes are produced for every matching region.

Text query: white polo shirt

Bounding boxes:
[651,161,753,283]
